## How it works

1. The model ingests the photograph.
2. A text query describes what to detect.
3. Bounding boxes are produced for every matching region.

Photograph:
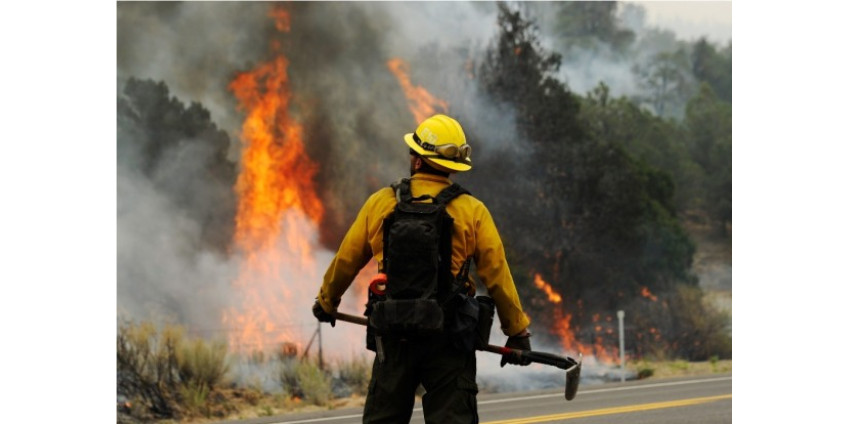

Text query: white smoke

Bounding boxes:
[117,159,237,329]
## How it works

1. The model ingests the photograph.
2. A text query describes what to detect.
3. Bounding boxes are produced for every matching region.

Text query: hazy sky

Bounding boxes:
[628,1,732,44]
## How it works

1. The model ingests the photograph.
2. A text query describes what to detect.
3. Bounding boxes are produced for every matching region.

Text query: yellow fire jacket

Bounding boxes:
[316,172,531,337]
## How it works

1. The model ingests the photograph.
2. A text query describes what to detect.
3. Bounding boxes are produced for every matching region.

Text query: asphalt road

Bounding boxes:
[225,374,731,424]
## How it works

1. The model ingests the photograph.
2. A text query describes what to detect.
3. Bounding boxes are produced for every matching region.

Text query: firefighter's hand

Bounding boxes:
[500,330,532,367]
[312,300,336,327]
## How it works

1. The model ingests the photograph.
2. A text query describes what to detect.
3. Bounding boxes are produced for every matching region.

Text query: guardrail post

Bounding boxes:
[617,310,625,382]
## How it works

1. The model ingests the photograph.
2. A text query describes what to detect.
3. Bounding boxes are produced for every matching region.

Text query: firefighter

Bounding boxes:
[313,114,531,423]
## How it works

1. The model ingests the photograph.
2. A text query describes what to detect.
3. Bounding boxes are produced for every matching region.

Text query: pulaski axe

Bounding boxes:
[331,311,583,401]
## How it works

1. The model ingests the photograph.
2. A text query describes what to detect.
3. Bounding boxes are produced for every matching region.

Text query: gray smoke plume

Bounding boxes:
[117,2,270,152]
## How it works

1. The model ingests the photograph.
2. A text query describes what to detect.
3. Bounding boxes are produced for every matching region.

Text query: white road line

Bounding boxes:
[267,376,732,423]
[268,413,364,424]
[478,376,733,405]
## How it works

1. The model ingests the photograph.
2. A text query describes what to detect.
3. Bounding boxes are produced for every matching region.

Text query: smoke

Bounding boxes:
[117,140,237,330]
[270,1,524,246]
[117,2,270,154]
[116,1,727,383]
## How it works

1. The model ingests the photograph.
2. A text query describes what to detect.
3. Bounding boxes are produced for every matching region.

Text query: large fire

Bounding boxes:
[223,5,324,354]
[387,58,449,123]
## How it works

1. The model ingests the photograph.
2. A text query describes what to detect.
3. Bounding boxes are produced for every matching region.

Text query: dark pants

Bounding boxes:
[362,335,479,424]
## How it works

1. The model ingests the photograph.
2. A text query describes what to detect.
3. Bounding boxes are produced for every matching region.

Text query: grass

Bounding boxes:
[634,358,732,379]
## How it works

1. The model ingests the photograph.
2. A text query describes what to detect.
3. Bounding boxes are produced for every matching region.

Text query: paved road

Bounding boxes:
[226,374,731,424]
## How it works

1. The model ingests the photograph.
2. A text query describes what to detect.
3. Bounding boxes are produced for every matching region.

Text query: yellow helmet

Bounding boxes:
[404,114,472,173]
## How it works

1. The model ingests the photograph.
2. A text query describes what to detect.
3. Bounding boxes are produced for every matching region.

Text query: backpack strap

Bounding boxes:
[391,178,413,203]
[434,183,470,205]
[392,178,436,203]
[393,178,464,204]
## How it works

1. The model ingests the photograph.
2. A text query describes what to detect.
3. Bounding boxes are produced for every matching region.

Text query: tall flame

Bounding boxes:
[387,58,449,123]
[223,5,324,354]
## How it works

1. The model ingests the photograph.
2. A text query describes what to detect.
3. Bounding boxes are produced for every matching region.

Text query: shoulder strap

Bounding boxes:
[434,183,470,205]
[391,178,414,203]
[392,178,446,204]
[391,179,469,205]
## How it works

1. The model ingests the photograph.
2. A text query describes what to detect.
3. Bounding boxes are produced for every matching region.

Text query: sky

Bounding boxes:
[628,1,732,43]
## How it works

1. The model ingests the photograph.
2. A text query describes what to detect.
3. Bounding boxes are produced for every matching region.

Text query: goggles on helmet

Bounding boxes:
[412,132,472,163]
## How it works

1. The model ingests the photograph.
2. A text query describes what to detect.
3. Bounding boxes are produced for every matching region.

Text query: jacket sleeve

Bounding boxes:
[473,204,531,336]
[316,196,375,313]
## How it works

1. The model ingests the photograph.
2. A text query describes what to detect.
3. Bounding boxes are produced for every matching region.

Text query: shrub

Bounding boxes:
[117,320,231,419]
[177,338,230,391]
[637,366,655,379]
[297,360,333,406]
[278,359,333,406]
[178,382,210,417]
[117,321,184,418]
[278,358,302,398]
[336,355,372,396]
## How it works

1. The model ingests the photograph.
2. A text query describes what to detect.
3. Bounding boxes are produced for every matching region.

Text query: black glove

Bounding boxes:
[500,331,532,367]
[312,300,336,327]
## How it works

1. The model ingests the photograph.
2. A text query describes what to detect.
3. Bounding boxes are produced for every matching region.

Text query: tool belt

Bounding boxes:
[363,272,495,354]
[369,298,445,335]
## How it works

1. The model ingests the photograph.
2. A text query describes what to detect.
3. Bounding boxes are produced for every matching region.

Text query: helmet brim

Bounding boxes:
[404,133,472,173]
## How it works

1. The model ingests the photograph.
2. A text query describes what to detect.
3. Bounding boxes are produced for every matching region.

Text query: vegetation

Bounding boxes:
[634,358,732,380]
[118,321,375,421]
[278,357,333,404]
[336,354,372,396]
[463,2,731,362]
[117,321,231,420]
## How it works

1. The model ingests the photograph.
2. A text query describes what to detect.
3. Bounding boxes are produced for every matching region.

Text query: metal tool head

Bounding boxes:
[564,353,582,401]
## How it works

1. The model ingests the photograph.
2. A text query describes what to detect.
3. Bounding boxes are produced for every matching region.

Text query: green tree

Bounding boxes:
[543,1,635,55]
[633,49,695,117]
[692,38,732,103]
[684,83,732,233]
[579,82,704,212]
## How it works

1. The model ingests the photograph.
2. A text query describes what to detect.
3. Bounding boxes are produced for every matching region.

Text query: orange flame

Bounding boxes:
[533,273,562,303]
[550,308,619,364]
[536,273,618,363]
[386,58,449,123]
[640,286,658,302]
[223,5,324,354]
